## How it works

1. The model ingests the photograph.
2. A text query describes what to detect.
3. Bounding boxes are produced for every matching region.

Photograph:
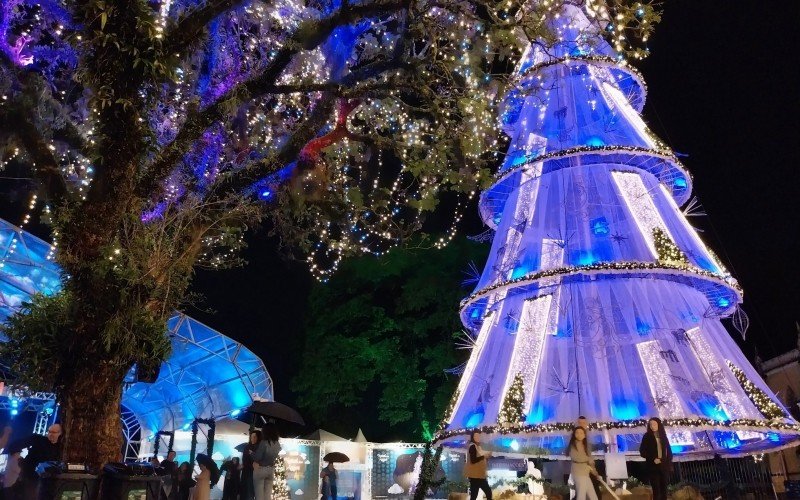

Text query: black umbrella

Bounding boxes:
[234,442,249,453]
[237,401,305,426]
[323,452,350,463]
[196,453,221,486]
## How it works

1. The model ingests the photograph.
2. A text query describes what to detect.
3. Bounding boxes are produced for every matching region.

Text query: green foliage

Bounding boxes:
[0,292,74,391]
[292,237,488,440]
[0,289,171,394]
[413,443,445,500]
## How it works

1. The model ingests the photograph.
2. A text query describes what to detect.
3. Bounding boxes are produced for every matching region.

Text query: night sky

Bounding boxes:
[1,1,798,427]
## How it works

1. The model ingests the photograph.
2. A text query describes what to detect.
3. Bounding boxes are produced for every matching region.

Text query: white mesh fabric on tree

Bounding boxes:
[435,3,799,457]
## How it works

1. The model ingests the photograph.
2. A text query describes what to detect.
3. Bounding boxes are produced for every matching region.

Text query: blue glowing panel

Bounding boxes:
[590,217,610,235]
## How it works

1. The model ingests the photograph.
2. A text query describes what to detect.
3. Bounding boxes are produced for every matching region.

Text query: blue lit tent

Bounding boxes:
[0,218,273,448]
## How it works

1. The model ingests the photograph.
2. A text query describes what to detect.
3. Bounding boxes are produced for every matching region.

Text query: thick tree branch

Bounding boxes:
[1,105,70,202]
[161,0,251,58]
[208,92,338,199]
[137,0,409,199]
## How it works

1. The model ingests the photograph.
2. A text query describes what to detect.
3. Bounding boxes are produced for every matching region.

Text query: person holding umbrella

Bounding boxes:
[241,430,262,500]
[320,453,348,500]
[192,454,221,500]
[251,423,282,500]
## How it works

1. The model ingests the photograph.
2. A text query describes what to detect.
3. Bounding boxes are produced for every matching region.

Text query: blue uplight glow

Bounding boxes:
[585,136,605,147]
[571,250,597,266]
[465,410,485,428]
[635,317,652,335]
[697,396,728,421]
[673,177,688,189]
[230,409,241,417]
[717,297,730,308]
[526,403,553,424]
[610,399,643,420]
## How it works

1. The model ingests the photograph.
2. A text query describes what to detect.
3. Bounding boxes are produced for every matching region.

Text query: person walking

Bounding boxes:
[251,424,281,500]
[241,430,261,500]
[639,417,672,500]
[464,431,492,500]
[221,457,242,500]
[567,426,598,500]
[320,461,338,500]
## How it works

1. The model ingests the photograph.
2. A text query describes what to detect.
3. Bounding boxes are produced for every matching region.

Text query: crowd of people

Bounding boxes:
[464,416,673,500]
[147,423,282,500]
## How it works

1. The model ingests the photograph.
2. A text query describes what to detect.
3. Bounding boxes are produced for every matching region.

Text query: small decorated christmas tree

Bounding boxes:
[653,227,689,267]
[273,456,291,500]
[498,373,525,424]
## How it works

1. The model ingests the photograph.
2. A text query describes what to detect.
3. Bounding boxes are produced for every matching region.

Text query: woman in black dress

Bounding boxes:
[221,457,242,500]
[639,417,672,500]
[240,430,262,500]
[176,462,196,500]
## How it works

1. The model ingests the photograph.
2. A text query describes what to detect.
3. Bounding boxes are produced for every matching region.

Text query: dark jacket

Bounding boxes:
[20,435,62,479]
[639,431,672,470]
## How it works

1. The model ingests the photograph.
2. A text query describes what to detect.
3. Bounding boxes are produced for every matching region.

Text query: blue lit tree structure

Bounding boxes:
[0,218,273,457]
[434,3,799,457]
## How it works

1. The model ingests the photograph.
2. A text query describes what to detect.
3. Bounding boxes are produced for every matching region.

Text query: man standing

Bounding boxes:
[320,461,338,500]
[17,424,63,498]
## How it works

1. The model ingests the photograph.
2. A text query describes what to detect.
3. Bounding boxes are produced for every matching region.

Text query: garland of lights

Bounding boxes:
[516,55,648,111]
[493,145,685,181]
[189,418,217,465]
[434,417,800,444]
[438,389,461,432]
[487,146,690,207]
[497,373,526,425]
[459,260,742,311]
[726,360,787,420]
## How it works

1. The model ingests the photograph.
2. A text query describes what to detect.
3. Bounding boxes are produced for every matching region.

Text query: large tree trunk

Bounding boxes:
[61,364,127,469]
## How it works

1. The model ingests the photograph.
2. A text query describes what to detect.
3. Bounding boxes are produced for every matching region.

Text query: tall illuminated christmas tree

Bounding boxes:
[434,2,800,456]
